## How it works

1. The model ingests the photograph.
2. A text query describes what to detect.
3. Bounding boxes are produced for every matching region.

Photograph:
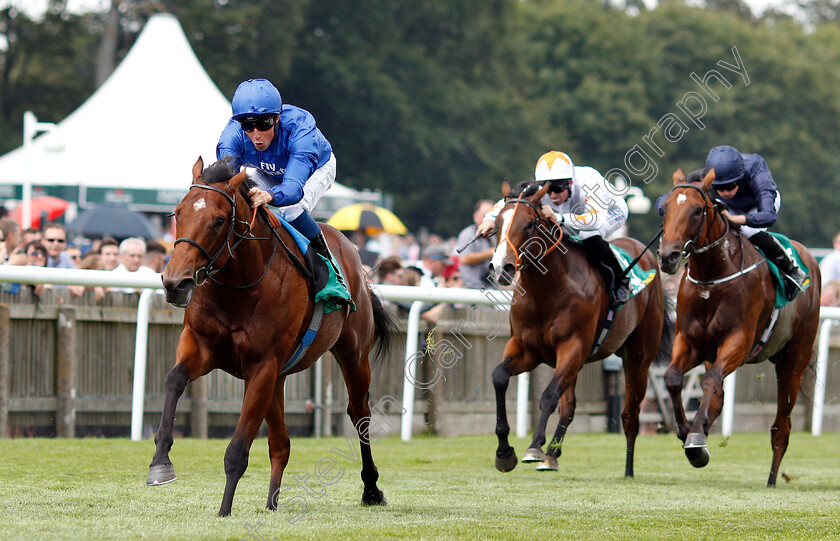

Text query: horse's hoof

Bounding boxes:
[146,463,177,486]
[361,488,387,506]
[521,447,546,463]
[495,447,518,472]
[536,456,559,471]
[685,447,710,468]
[683,432,707,449]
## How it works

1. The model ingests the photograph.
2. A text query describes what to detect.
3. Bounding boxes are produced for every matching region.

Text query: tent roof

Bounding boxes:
[0,13,231,203]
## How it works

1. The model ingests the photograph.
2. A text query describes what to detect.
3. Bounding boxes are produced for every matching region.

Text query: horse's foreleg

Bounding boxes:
[537,379,577,471]
[148,329,213,486]
[683,337,748,469]
[493,338,536,472]
[146,363,189,486]
[532,340,583,471]
[338,351,386,506]
[219,363,277,517]
[664,332,701,443]
[265,377,291,511]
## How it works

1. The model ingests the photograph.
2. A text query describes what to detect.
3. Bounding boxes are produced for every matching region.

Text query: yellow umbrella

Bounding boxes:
[327,203,408,235]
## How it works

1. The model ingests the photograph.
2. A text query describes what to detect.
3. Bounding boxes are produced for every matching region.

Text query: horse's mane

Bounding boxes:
[202,157,257,199]
[685,166,712,184]
[508,180,543,199]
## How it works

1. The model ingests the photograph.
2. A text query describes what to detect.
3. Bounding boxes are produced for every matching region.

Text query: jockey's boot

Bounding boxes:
[309,231,353,301]
[750,231,808,302]
[582,236,630,307]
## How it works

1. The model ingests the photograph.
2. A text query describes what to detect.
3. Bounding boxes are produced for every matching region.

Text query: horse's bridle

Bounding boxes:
[669,183,728,259]
[497,197,564,271]
[173,183,274,288]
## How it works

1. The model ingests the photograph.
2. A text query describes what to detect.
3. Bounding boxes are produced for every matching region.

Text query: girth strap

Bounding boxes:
[281,301,325,375]
[747,307,780,361]
[587,306,617,362]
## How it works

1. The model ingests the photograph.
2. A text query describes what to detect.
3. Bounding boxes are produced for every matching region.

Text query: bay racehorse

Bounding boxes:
[658,167,820,485]
[146,157,393,516]
[489,181,668,476]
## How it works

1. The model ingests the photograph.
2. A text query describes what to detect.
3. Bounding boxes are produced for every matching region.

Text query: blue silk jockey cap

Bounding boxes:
[231,79,283,120]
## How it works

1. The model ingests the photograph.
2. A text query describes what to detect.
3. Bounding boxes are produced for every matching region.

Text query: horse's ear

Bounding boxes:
[533,181,550,201]
[192,157,204,184]
[701,167,716,190]
[502,179,511,197]
[228,170,248,191]
[672,168,685,186]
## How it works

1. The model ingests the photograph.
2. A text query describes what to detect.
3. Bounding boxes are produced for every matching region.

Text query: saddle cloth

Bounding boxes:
[609,244,658,303]
[270,211,354,314]
[754,232,811,309]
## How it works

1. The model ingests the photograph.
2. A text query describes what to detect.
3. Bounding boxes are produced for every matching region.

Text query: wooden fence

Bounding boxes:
[1,286,838,439]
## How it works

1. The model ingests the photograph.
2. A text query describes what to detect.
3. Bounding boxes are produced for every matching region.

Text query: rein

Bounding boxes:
[173,184,283,289]
[499,197,563,271]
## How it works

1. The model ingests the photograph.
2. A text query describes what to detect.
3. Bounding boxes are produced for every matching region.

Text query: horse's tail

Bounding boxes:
[655,295,677,366]
[369,286,397,365]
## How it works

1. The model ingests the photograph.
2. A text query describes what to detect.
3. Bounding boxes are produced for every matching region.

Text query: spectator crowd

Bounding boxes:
[0,217,169,300]
[0,197,501,314]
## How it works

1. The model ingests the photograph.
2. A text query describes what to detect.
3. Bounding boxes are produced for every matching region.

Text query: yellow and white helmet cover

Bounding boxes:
[534,151,575,181]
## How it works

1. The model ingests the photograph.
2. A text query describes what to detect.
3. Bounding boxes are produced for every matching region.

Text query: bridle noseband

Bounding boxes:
[498,197,563,271]
[173,183,271,287]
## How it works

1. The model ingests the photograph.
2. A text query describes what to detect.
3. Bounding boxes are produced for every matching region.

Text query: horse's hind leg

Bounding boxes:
[337,351,386,505]
[265,377,291,510]
[767,330,814,487]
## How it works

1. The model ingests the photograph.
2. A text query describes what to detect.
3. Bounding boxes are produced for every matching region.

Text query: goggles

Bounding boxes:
[239,116,276,133]
[715,181,739,192]
[547,180,571,194]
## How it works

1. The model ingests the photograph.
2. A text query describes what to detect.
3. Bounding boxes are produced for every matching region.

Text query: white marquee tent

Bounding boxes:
[0,12,382,217]
[0,13,231,212]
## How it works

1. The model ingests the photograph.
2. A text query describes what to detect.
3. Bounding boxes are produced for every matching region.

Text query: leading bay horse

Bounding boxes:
[658,168,820,486]
[146,157,393,516]
[490,181,668,476]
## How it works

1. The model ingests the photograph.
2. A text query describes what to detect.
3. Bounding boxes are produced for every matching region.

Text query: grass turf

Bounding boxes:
[1,432,839,540]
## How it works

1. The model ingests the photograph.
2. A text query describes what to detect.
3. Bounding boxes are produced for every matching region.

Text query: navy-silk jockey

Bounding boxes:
[655,149,779,228]
[656,145,808,300]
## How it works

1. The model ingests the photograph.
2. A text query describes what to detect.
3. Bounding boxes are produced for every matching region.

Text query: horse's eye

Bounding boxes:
[213,216,225,230]
[690,206,703,220]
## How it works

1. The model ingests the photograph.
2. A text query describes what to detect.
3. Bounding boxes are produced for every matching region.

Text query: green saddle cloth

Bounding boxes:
[754,232,811,309]
[610,244,658,302]
[314,252,356,314]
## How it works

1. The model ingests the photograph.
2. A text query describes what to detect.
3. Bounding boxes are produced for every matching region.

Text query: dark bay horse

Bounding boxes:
[146,157,393,516]
[490,181,667,476]
[658,168,821,486]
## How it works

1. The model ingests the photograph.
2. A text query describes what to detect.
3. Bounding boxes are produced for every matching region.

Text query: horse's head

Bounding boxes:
[658,167,717,274]
[488,180,557,286]
[162,156,250,307]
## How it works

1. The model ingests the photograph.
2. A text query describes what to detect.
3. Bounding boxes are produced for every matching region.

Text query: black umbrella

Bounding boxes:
[67,204,158,239]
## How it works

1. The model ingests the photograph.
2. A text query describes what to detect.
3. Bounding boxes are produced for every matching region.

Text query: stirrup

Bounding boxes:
[610,274,630,307]
[784,268,808,301]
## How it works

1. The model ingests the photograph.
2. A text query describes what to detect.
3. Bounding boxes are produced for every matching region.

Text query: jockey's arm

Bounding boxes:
[476,198,505,236]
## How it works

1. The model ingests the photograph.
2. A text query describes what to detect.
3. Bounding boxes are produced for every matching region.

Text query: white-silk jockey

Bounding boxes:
[482,165,628,240]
